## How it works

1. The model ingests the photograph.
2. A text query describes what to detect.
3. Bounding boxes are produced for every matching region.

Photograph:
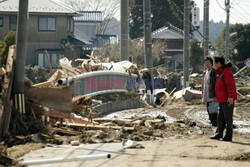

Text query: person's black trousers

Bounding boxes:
[206,102,218,126]
[216,102,234,139]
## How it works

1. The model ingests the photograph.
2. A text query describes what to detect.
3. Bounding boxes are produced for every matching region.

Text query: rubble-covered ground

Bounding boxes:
[0,58,249,166]
[1,102,250,166]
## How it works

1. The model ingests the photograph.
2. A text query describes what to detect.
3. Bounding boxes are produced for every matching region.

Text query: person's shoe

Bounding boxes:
[210,134,222,140]
[223,136,232,142]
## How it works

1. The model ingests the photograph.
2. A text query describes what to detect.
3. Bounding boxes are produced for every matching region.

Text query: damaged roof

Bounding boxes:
[0,0,77,15]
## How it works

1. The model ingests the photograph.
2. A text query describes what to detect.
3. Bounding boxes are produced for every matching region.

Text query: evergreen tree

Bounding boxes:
[190,38,203,73]
[216,23,250,68]
[130,0,187,39]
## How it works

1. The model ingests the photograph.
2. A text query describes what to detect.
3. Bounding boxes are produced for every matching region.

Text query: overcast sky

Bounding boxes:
[194,0,250,24]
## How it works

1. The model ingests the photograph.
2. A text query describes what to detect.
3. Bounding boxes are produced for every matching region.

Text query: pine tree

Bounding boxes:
[129,0,185,39]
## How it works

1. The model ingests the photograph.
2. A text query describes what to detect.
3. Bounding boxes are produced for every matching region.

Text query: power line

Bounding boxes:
[168,0,206,40]
[237,5,250,17]
[230,7,250,23]
[230,14,249,24]
[231,0,240,7]
[216,0,226,10]
[211,1,225,16]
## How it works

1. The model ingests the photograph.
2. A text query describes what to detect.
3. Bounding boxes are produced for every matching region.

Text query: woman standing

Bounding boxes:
[202,56,217,126]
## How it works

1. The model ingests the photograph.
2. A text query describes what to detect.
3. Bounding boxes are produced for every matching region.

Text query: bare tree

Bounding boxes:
[63,0,120,34]
[94,39,167,67]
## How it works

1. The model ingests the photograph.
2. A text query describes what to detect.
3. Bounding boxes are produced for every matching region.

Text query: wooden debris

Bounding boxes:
[184,89,202,100]
[72,96,98,123]
[93,118,132,124]
[65,122,134,131]
[45,50,52,74]
[131,120,143,125]
[25,86,73,112]
[54,128,82,136]
[38,108,99,125]
[0,68,6,77]
[173,87,201,101]
[0,45,15,136]
[33,70,64,88]
[59,57,80,77]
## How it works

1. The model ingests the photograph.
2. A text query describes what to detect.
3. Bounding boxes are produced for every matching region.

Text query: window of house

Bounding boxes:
[38,17,56,31]
[37,51,64,68]
[67,17,74,33]
[0,17,3,27]
[9,16,17,31]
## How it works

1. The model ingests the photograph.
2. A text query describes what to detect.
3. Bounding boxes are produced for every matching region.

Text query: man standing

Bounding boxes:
[210,56,237,142]
[202,56,217,126]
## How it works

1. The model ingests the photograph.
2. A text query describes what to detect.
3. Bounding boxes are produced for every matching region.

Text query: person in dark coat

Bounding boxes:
[202,56,217,126]
[210,56,237,142]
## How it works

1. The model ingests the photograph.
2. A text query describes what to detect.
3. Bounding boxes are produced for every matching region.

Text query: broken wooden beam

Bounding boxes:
[93,118,132,124]
[38,109,98,125]
[0,45,16,136]
[173,87,201,101]
[25,86,73,112]
[65,123,134,131]
[45,50,53,75]
[54,128,82,136]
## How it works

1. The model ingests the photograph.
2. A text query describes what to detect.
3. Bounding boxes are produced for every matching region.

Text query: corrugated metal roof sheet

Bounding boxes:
[68,35,92,45]
[0,0,77,14]
[74,28,92,43]
[74,11,103,22]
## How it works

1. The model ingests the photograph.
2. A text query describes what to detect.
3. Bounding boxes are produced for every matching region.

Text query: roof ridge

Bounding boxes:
[165,22,184,35]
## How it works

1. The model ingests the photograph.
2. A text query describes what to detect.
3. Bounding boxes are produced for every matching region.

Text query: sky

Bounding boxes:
[58,0,250,24]
[194,0,250,24]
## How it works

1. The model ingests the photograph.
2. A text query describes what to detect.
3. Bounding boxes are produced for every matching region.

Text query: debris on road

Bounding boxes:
[122,139,145,149]
[173,87,202,101]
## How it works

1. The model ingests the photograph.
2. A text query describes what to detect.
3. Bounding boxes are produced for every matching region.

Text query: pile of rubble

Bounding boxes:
[25,66,52,84]
[17,55,206,139]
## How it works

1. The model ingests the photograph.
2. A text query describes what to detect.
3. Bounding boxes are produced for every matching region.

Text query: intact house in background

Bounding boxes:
[74,11,118,50]
[0,0,92,68]
[152,23,184,72]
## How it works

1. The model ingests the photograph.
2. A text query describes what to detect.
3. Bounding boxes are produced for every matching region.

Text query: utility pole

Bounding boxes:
[13,0,29,113]
[143,0,154,104]
[203,0,209,58]
[225,0,230,59]
[183,0,190,88]
[120,0,129,61]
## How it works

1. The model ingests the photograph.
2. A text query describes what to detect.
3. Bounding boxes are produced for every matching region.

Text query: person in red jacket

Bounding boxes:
[210,56,237,142]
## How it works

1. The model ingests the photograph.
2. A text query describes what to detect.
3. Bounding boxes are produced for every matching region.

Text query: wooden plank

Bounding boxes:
[59,57,79,77]
[93,118,133,123]
[25,86,73,112]
[39,109,74,119]
[32,81,54,88]
[37,109,98,125]
[0,45,15,136]
[54,128,82,136]
[66,123,134,131]
[45,50,53,74]
[33,70,64,88]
